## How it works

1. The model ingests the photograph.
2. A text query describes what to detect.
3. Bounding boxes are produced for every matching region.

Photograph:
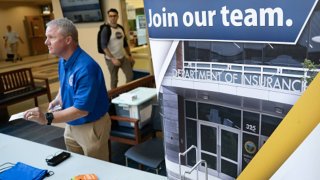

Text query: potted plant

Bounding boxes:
[303,59,319,85]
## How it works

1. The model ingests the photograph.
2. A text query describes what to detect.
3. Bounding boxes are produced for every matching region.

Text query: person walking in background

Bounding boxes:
[24,18,112,161]
[4,25,24,62]
[101,8,135,89]
[3,36,14,61]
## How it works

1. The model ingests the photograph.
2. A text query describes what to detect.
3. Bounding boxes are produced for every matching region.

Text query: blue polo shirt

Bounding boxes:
[58,47,109,125]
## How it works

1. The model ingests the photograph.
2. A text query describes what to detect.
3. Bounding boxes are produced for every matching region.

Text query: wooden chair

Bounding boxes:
[107,75,156,161]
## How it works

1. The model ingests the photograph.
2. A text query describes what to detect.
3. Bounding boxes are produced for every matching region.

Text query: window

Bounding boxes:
[261,115,282,136]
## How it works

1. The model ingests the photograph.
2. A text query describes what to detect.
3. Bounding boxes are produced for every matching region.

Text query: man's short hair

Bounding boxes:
[46,18,78,44]
[108,8,118,14]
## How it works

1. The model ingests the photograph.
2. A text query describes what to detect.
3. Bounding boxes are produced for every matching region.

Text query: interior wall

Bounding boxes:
[0,5,42,59]
[52,0,126,89]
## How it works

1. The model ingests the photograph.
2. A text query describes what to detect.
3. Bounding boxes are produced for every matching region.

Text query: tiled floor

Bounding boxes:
[0,54,58,73]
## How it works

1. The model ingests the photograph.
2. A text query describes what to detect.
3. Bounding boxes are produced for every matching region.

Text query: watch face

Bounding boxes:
[46,113,53,120]
[46,113,54,125]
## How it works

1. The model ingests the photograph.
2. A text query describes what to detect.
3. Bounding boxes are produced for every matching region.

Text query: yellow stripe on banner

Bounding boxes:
[238,73,320,180]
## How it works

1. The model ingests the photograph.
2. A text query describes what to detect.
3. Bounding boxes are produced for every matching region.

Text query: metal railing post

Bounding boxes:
[184,160,208,180]
[178,145,207,180]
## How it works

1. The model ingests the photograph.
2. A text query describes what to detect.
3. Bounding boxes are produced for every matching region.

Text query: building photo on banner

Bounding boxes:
[0,0,159,180]
[144,0,320,179]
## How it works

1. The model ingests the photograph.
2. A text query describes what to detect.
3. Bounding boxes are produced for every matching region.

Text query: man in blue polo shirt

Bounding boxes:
[24,18,111,161]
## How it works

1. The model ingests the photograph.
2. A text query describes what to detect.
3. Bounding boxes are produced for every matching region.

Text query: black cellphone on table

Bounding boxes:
[46,151,71,166]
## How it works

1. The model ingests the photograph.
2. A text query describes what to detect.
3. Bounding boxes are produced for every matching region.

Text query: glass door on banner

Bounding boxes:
[199,122,241,179]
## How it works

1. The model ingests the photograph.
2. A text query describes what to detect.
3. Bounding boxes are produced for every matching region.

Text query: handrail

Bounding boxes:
[184,160,208,180]
[179,145,197,157]
[179,145,199,180]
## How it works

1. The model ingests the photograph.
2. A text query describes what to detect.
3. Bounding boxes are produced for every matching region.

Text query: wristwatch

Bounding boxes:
[45,112,54,125]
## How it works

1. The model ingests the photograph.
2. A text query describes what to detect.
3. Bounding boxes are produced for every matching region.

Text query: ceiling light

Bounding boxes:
[312,36,320,43]
[274,107,283,114]
[202,95,209,100]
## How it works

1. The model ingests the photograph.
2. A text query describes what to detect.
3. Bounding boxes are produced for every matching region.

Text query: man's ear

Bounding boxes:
[65,36,72,44]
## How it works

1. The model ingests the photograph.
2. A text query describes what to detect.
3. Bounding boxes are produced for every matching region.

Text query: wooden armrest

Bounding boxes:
[34,76,49,86]
[108,75,155,99]
[110,115,141,142]
[33,75,49,81]
[33,75,52,101]
[110,115,140,124]
[33,76,50,87]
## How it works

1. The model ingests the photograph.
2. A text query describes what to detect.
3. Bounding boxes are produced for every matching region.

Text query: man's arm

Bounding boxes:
[103,47,121,66]
[24,106,88,125]
[103,47,114,59]
[124,46,131,57]
[3,35,7,47]
[50,106,89,123]
[26,86,89,124]
[121,30,135,64]
[101,25,121,66]
[124,46,135,65]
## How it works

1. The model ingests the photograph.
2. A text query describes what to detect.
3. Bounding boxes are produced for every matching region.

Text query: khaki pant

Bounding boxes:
[64,113,111,161]
[106,57,133,89]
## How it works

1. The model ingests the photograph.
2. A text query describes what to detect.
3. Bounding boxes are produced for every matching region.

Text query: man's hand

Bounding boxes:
[24,107,47,125]
[128,56,135,66]
[111,58,121,66]
[48,99,61,112]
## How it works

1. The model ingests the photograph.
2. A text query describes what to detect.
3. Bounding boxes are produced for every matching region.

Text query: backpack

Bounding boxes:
[97,23,109,54]
[97,23,126,54]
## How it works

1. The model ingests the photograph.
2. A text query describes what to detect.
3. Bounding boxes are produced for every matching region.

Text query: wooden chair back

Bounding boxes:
[0,68,35,94]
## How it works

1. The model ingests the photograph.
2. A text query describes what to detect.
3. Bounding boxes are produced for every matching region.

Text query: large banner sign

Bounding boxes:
[144,0,318,44]
[143,0,320,179]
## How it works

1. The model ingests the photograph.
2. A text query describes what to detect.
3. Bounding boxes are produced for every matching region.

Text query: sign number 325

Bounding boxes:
[246,124,256,133]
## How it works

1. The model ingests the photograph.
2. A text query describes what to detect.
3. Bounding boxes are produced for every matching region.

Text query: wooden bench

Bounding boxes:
[107,75,156,161]
[0,68,52,123]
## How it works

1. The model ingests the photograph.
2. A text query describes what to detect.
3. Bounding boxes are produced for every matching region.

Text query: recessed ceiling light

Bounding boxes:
[274,107,283,114]
[202,95,209,100]
[312,36,320,43]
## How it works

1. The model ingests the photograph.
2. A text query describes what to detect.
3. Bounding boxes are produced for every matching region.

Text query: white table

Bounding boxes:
[0,133,167,180]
